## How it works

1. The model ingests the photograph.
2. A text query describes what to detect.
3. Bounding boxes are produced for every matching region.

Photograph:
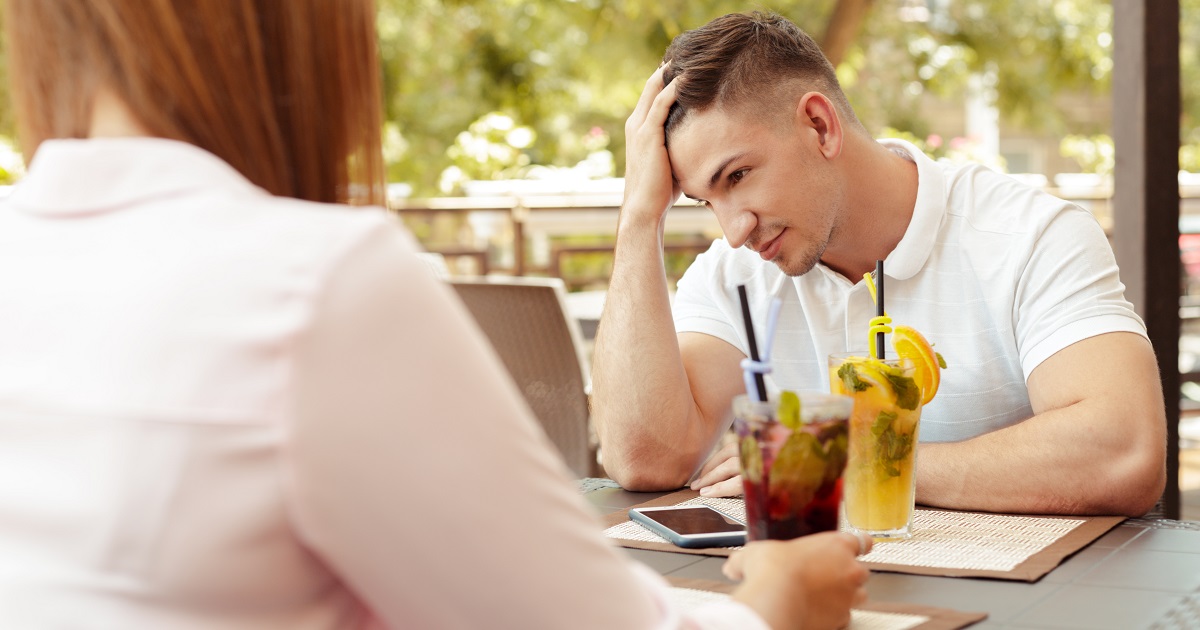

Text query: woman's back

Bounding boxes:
[0,136,699,630]
[0,137,384,627]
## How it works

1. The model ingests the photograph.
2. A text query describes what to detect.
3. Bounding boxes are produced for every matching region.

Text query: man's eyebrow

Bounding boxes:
[707,152,749,190]
[673,176,698,201]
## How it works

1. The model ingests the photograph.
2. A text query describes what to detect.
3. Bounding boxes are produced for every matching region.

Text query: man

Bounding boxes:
[591,12,1165,517]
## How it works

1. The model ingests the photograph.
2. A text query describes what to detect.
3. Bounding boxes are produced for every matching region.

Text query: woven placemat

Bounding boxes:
[665,577,987,630]
[603,490,1124,581]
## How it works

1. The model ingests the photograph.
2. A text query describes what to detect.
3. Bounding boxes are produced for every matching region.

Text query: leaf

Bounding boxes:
[822,427,850,486]
[884,372,921,411]
[883,460,902,477]
[777,390,802,429]
[871,410,898,437]
[768,431,827,511]
[837,362,871,392]
[870,411,912,478]
[936,352,948,369]
[740,435,763,484]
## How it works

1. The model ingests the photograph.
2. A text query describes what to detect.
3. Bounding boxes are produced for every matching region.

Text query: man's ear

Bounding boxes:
[795,92,844,160]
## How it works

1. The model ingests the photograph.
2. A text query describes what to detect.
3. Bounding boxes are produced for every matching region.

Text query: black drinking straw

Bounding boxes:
[875,259,886,361]
[737,284,769,401]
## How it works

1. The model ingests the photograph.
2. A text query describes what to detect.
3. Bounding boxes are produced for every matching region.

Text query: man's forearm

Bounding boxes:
[918,333,1166,517]
[591,218,709,490]
[916,400,1166,516]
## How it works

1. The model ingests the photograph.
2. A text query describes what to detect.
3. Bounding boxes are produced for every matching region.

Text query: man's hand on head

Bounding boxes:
[620,63,683,230]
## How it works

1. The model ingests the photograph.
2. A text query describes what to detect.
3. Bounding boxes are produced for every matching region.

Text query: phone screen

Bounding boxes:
[638,507,745,535]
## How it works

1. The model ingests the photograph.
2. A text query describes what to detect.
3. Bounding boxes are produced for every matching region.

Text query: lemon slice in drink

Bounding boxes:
[892,325,942,405]
[834,356,897,409]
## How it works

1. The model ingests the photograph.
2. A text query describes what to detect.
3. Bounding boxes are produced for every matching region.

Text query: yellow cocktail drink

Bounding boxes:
[828,353,923,539]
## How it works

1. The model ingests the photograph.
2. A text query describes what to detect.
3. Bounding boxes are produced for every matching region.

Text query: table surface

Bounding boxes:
[583,483,1200,630]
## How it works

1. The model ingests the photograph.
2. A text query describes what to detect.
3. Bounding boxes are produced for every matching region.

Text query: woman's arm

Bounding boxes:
[282,221,767,629]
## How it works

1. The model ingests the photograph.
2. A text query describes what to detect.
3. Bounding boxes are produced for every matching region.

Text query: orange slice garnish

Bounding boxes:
[892,325,941,405]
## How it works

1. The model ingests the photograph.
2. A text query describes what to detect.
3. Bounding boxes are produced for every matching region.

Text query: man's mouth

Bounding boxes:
[755,230,785,261]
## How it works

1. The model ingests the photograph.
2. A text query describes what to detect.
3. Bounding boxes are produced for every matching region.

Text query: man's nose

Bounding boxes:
[715,203,756,250]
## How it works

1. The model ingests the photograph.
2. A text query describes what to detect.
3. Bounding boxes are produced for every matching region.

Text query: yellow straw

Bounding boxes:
[863,272,893,360]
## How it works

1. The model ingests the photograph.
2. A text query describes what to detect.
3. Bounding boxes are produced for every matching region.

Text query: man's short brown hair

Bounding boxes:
[663,12,859,140]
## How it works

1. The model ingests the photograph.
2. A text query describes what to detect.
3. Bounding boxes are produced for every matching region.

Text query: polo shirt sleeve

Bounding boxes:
[672,239,747,353]
[1014,204,1147,379]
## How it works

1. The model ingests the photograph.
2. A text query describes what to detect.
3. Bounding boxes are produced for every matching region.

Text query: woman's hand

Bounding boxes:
[726,532,872,630]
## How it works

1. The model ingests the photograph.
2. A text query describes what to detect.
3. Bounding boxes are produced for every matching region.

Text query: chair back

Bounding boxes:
[449,276,595,477]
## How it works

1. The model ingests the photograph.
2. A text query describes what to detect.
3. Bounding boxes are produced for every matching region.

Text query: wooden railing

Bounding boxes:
[392,183,1200,289]
[392,194,721,287]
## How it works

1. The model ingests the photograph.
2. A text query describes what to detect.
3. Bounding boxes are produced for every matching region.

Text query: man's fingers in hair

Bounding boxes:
[627,63,670,131]
[643,74,680,131]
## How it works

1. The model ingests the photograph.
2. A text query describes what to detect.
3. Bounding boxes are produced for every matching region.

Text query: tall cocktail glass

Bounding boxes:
[733,392,853,541]
[828,352,924,540]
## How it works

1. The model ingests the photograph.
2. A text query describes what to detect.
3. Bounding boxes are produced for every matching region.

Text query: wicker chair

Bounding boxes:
[449,276,597,478]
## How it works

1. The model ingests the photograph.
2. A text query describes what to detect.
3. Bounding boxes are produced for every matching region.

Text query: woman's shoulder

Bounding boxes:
[212,194,415,266]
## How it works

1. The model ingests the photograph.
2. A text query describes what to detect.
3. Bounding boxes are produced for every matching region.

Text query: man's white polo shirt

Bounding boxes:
[672,139,1146,442]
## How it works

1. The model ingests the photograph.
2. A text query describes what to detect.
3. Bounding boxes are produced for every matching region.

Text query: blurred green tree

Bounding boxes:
[0,1,1194,187]
[378,0,1197,194]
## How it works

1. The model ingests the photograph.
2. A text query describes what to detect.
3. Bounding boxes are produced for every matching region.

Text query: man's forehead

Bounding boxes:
[667,107,766,186]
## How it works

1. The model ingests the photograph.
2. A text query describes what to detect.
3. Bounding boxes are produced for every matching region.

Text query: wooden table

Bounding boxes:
[583,483,1200,630]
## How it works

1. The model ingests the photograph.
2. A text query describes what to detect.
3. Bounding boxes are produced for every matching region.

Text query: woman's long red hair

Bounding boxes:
[5,0,385,206]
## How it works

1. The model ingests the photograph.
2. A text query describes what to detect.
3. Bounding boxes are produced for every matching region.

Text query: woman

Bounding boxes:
[0,1,869,628]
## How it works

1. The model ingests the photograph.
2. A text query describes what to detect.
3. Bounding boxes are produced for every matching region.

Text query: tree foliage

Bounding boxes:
[379,0,1197,193]
[0,1,1194,188]
[376,0,808,194]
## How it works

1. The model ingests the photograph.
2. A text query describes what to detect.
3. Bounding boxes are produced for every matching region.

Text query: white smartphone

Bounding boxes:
[628,505,748,548]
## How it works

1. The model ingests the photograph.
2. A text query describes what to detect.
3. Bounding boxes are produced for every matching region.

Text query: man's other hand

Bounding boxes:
[689,440,745,497]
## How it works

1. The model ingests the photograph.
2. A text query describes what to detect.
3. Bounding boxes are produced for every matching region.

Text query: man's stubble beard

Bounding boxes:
[777,193,845,277]
[775,211,838,277]
[775,237,826,277]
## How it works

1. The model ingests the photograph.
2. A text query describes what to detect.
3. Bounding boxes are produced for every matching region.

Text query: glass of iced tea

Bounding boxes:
[828,352,924,540]
[732,391,853,541]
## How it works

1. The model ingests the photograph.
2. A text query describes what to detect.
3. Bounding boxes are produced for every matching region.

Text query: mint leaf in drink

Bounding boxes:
[740,435,763,484]
[887,432,913,462]
[821,426,850,486]
[778,390,802,429]
[837,363,871,392]
[769,431,826,512]
[884,372,920,410]
[871,410,912,478]
[871,411,897,437]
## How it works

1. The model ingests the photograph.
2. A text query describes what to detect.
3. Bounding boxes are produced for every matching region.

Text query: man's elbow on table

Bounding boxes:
[602,444,698,492]
[1028,333,1167,517]
[1094,435,1167,518]
[1068,403,1167,517]
[1096,374,1169,517]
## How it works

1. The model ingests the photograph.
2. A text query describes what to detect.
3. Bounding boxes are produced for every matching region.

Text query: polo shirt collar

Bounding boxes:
[7,137,265,216]
[876,138,946,280]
